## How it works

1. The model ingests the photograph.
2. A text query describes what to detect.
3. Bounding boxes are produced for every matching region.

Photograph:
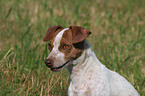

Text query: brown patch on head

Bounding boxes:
[59,26,91,61]
[43,25,63,42]
[60,29,73,45]
[64,41,85,60]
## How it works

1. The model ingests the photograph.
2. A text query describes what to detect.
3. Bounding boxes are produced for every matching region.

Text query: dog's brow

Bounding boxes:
[53,28,69,48]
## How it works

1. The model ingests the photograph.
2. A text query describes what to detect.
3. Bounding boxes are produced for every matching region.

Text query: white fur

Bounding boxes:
[47,28,69,68]
[67,41,140,96]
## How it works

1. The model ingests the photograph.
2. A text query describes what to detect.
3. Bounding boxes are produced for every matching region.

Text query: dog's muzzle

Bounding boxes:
[44,59,70,72]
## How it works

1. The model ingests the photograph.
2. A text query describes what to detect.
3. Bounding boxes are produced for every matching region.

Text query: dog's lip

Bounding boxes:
[51,60,70,72]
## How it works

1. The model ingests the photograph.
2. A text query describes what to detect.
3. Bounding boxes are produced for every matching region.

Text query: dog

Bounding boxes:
[43,25,140,96]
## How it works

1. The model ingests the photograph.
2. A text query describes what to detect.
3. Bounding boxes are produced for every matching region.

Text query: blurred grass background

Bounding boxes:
[0,0,145,96]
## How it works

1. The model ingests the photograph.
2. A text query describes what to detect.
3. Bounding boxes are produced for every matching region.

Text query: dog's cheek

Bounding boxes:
[73,50,83,60]
[65,48,83,60]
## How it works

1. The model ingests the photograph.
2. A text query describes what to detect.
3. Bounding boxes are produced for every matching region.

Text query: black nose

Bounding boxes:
[45,59,52,68]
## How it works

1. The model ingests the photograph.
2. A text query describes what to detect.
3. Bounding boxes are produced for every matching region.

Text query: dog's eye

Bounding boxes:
[48,43,51,47]
[48,43,52,51]
[63,44,70,49]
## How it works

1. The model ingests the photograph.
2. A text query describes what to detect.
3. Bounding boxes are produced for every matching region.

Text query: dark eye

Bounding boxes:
[48,43,51,47]
[63,44,70,49]
[48,43,52,50]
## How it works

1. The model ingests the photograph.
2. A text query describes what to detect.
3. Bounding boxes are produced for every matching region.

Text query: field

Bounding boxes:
[0,0,145,96]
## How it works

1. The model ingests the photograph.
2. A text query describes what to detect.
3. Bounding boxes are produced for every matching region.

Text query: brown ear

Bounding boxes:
[43,25,63,42]
[70,26,91,43]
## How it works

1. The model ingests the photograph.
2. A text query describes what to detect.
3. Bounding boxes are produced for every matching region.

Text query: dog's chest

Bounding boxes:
[69,81,92,96]
[68,60,111,96]
[69,80,108,96]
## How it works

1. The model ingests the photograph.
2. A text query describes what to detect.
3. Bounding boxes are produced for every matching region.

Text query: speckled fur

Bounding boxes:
[67,41,140,96]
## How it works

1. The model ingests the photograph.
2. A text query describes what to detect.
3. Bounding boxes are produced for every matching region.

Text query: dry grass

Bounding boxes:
[0,0,145,96]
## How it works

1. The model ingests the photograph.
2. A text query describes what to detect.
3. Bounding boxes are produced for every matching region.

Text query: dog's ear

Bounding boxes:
[43,25,63,42]
[70,26,91,44]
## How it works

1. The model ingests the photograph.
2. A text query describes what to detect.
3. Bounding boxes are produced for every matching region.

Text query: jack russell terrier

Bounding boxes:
[43,25,140,96]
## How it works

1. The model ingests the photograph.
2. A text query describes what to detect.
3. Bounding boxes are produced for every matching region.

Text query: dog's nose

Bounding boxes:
[45,59,52,68]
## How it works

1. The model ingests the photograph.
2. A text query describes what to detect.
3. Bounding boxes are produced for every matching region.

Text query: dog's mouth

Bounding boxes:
[50,60,70,72]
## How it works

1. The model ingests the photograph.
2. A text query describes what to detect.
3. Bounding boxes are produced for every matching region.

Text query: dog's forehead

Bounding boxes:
[60,29,73,45]
[52,28,70,46]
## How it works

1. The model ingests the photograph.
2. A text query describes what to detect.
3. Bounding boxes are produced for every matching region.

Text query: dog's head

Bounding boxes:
[43,25,91,72]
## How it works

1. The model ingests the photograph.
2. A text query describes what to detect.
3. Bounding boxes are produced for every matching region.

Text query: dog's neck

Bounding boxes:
[67,41,102,85]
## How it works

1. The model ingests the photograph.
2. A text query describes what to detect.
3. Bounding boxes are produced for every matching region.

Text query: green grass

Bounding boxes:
[0,0,145,96]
